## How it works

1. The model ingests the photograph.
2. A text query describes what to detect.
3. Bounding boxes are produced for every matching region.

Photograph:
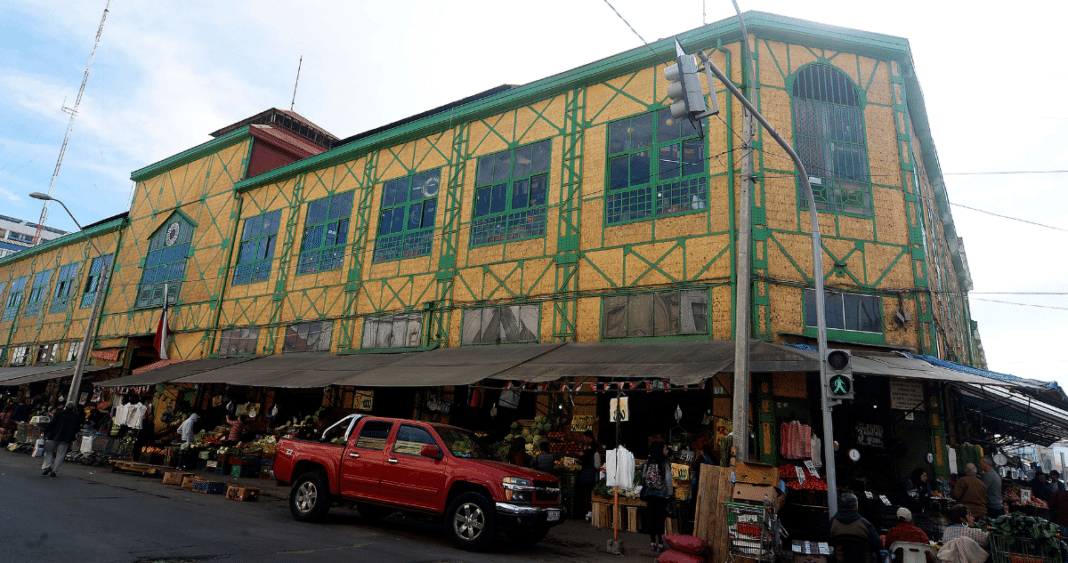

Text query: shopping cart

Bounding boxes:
[725,501,776,562]
[989,533,1063,563]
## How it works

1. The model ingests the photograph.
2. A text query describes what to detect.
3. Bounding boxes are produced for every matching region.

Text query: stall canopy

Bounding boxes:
[0,364,110,387]
[339,343,565,387]
[0,365,73,385]
[95,357,259,388]
[781,344,1019,387]
[954,384,1068,446]
[490,340,815,384]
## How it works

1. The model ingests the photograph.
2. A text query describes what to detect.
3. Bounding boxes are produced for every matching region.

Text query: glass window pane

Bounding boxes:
[627,294,653,337]
[475,188,491,217]
[512,179,530,209]
[659,143,681,180]
[390,208,404,234]
[461,310,482,345]
[330,192,354,220]
[681,290,708,334]
[493,151,511,183]
[630,151,650,186]
[631,113,653,149]
[490,183,507,214]
[653,292,679,336]
[531,140,550,173]
[682,139,704,177]
[476,155,494,186]
[658,108,680,143]
[529,176,547,207]
[609,120,629,155]
[609,156,629,191]
[307,198,329,224]
[379,209,394,235]
[421,199,436,229]
[513,145,532,178]
[407,201,423,230]
[335,219,348,246]
[603,296,627,338]
[242,215,260,240]
[825,292,845,330]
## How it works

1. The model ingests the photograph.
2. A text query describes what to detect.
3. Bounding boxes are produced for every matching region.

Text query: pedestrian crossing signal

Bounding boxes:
[826,349,854,400]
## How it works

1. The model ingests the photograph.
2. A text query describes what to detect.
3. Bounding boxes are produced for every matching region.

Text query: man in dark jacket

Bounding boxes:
[830,493,883,563]
[41,402,80,477]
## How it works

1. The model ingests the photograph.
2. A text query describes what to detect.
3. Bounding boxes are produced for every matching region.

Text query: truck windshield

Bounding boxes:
[435,427,500,461]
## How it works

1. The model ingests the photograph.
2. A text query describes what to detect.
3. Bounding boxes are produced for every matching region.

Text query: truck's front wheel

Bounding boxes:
[445,492,497,551]
[290,471,331,523]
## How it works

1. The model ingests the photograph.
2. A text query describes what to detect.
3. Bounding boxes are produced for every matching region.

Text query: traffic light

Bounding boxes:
[664,39,708,128]
[825,349,854,400]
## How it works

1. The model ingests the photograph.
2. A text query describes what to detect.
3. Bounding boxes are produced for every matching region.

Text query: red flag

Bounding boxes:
[153,286,169,360]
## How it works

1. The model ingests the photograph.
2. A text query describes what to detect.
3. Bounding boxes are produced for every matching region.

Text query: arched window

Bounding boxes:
[136,214,193,308]
[792,64,871,216]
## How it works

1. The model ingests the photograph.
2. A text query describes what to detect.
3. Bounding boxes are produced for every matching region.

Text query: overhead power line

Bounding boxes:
[943,170,1068,175]
[970,298,1068,311]
[949,202,1068,233]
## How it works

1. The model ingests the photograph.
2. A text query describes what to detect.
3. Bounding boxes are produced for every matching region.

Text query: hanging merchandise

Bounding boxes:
[468,386,484,408]
[605,446,635,490]
[498,388,520,409]
[780,420,811,459]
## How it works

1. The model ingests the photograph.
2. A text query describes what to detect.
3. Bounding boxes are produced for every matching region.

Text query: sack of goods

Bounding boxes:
[32,438,45,457]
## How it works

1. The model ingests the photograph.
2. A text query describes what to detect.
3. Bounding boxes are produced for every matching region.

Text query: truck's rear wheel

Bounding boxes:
[290,472,331,523]
[506,526,549,546]
[445,492,497,551]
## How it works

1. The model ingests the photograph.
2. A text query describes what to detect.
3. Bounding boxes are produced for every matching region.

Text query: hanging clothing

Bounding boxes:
[811,435,823,469]
[177,414,199,443]
[780,421,811,459]
[127,403,148,430]
[606,446,635,490]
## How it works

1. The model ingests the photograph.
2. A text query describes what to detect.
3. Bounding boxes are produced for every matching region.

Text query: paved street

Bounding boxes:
[0,450,655,563]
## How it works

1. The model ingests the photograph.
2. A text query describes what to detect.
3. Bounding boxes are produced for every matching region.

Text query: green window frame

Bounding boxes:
[23,269,53,318]
[80,254,113,309]
[461,304,539,345]
[283,321,333,353]
[373,169,440,262]
[471,139,550,246]
[49,262,81,315]
[803,289,883,334]
[361,312,423,349]
[136,217,193,308]
[233,210,281,285]
[606,109,707,225]
[2,276,26,322]
[602,289,708,339]
[218,327,259,356]
[298,192,353,275]
[791,64,871,216]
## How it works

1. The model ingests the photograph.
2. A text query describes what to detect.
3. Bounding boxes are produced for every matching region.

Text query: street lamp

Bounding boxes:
[29,192,108,407]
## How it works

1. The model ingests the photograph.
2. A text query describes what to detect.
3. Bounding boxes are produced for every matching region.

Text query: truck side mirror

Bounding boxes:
[420,444,441,459]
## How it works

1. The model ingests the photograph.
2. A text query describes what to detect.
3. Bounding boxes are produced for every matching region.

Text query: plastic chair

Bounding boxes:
[888,541,937,563]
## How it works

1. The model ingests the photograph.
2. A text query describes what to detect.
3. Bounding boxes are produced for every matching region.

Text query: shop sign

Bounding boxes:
[609,397,629,422]
[355,391,374,412]
[855,423,884,447]
[889,380,925,411]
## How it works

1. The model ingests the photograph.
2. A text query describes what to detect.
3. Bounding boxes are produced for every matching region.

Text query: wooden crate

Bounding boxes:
[162,471,194,485]
[226,485,260,502]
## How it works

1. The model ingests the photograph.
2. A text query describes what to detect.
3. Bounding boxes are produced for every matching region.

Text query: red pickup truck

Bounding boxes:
[274,414,563,551]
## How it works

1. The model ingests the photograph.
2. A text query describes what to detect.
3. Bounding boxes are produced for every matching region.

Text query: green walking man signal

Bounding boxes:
[825,349,854,400]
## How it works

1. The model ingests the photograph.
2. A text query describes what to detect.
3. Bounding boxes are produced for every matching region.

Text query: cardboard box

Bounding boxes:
[734,461,778,486]
[226,485,260,501]
[181,474,197,488]
[792,541,830,563]
[733,483,784,510]
[162,471,194,485]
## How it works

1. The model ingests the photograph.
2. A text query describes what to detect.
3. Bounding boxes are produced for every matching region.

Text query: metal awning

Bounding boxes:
[781,346,1017,386]
[344,343,565,387]
[489,340,808,384]
[95,357,259,388]
[170,352,419,388]
[0,365,72,385]
[955,384,1068,446]
[0,364,111,387]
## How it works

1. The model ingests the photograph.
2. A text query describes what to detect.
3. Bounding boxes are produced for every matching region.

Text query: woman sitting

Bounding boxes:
[941,504,989,549]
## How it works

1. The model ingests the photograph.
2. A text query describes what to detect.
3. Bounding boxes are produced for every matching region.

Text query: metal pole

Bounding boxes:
[698,53,837,517]
[30,194,107,408]
[730,2,755,463]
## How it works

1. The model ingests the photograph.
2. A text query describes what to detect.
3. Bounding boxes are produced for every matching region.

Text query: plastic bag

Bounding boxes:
[664,534,709,555]
[81,435,93,454]
[32,438,45,457]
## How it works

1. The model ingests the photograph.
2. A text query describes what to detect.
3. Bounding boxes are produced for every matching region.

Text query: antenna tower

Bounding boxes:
[33,0,111,245]
[290,56,303,111]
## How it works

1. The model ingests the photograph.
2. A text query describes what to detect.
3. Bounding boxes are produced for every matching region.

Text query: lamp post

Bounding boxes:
[696,54,838,517]
[29,192,108,407]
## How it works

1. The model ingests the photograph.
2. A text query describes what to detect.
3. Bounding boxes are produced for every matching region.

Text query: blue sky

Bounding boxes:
[1,0,1065,386]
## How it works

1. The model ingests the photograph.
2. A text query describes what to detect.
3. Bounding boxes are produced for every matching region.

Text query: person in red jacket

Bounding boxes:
[885,508,933,563]
[1048,487,1068,537]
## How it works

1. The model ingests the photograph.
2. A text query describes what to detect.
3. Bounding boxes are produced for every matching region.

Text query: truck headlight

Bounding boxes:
[503,476,534,503]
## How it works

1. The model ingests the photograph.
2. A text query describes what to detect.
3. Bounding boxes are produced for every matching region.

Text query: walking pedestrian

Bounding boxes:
[641,441,673,553]
[40,402,80,477]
